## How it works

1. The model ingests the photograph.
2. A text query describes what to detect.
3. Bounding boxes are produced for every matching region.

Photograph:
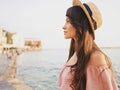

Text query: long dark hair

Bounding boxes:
[66,6,112,90]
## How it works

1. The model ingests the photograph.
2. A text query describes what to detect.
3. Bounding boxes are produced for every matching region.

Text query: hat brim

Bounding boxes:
[73,0,95,39]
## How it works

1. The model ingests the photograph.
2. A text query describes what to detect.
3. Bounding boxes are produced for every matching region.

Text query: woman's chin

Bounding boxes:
[64,37,70,39]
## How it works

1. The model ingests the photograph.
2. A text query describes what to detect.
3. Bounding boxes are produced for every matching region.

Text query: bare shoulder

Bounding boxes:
[89,51,107,66]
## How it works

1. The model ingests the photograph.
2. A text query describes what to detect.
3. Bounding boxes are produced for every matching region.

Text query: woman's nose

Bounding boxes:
[62,27,65,30]
[62,24,66,30]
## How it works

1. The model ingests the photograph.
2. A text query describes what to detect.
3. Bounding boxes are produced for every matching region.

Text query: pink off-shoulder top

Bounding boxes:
[57,54,118,90]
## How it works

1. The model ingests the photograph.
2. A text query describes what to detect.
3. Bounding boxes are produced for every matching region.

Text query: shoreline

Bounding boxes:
[100,47,120,49]
[0,51,32,90]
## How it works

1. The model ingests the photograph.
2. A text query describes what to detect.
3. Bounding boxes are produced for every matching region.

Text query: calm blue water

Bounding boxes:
[17,48,120,90]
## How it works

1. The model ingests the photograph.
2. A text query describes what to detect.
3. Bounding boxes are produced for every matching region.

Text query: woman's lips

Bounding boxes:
[64,31,67,35]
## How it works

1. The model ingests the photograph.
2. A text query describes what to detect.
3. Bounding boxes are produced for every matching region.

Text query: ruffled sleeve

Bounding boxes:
[57,66,73,90]
[86,65,119,90]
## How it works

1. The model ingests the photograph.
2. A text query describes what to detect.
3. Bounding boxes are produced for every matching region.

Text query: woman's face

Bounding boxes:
[63,17,77,40]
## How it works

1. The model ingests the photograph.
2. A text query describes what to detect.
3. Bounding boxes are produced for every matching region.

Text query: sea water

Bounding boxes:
[17,48,120,90]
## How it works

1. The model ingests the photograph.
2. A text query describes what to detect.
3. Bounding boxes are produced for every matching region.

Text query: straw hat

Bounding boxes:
[73,0,102,39]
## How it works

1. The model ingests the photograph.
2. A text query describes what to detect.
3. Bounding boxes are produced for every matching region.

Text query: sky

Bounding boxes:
[0,0,120,49]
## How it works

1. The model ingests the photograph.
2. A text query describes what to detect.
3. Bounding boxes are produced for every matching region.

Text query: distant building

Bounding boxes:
[12,33,24,47]
[0,25,3,45]
[24,38,42,49]
[0,26,7,45]
[6,32,15,44]
[0,24,42,51]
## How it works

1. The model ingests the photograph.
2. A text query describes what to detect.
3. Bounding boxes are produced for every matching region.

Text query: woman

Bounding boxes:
[57,0,118,90]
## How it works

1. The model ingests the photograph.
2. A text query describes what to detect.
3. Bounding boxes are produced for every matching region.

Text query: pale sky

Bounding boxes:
[0,0,120,49]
